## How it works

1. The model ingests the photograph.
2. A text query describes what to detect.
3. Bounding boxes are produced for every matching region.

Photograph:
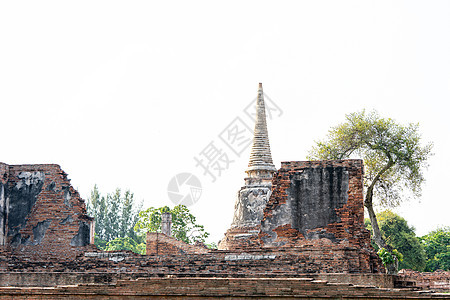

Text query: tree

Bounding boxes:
[87,185,107,241]
[134,205,209,244]
[86,185,143,250]
[308,110,432,257]
[367,211,426,271]
[420,227,450,272]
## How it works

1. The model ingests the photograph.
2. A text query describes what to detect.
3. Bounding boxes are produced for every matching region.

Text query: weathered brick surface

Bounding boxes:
[263,160,368,247]
[0,271,398,288]
[0,277,449,299]
[0,246,383,277]
[398,269,450,292]
[146,232,209,255]
[0,163,93,260]
[221,160,383,273]
[3,162,446,298]
[219,225,262,250]
[261,160,383,273]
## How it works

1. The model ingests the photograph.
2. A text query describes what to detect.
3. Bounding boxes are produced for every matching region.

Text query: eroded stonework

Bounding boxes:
[262,162,353,246]
[232,186,271,228]
[219,84,381,274]
[219,83,277,250]
[0,162,93,259]
[220,159,383,273]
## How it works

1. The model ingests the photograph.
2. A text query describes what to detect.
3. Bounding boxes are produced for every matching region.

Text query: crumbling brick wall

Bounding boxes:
[262,160,370,248]
[220,159,383,273]
[219,225,263,251]
[146,232,209,255]
[398,269,450,292]
[1,246,382,277]
[0,163,93,260]
[2,276,448,299]
[260,160,382,273]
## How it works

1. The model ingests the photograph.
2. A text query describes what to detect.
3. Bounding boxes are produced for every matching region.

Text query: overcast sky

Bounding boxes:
[1,1,449,243]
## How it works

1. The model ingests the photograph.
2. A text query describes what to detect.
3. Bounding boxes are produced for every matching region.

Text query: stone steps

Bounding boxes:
[0,277,449,299]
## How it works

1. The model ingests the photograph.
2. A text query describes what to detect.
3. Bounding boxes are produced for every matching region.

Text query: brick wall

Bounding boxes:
[2,246,381,276]
[146,232,209,255]
[261,160,383,273]
[1,161,447,297]
[220,160,383,273]
[262,160,368,248]
[0,276,449,299]
[219,225,262,250]
[0,271,397,288]
[398,269,450,292]
[0,163,93,260]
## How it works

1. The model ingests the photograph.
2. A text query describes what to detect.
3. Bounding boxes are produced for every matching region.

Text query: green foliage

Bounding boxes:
[206,242,218,249]
[308,110,432,208]
[420,227,450,271]
[87,187,212,253]
[94,235,107,249]
[369,211,426,271]
[378,248,403,266]
[86,185,143,252]
[135,205,209,244]
[103,237,146,255]
[393,249,404,262]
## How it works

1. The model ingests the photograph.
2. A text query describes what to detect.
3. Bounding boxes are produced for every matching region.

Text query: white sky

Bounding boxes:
[1,1,449,244]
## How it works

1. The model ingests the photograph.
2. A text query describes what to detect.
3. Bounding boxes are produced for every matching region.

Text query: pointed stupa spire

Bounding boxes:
[246,83,277,178]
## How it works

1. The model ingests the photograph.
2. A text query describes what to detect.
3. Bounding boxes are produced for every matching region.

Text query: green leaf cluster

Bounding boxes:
[103,236,146,255]
[378,248,403,266]
[420,227,450,272]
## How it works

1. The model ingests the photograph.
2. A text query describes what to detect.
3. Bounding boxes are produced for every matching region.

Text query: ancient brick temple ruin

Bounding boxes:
[0,84,449,298]
[218,83,382,273]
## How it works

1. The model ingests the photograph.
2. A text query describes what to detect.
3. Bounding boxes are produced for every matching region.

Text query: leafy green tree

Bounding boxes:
[373,211,426,271]
[86,185,143,251]
[308,110,432,258]
[103,237,146,255]
[420,227,450,272]
[134,205,209,244]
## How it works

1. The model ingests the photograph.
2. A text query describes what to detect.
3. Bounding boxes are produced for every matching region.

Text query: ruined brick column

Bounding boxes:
[161,212,172,237]
[219,83,276,250]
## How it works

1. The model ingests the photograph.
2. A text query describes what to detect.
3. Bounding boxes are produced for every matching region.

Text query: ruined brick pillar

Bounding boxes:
[219,83,276,250]
[161,212,172,237]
